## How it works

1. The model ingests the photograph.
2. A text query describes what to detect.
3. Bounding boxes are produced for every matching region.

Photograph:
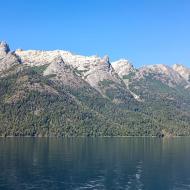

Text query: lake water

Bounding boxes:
[0,137,190,190]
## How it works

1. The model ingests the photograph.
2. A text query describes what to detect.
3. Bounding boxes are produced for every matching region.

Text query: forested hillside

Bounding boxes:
[0,42,190,136]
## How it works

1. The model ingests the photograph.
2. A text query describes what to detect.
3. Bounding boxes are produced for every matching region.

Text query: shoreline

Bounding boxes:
[0,135,189,138]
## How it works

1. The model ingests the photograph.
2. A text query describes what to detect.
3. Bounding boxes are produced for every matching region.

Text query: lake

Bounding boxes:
[0,137,190,190]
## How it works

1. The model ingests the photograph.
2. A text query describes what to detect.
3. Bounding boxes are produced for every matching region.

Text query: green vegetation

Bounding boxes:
[31,64,49,74]
[99,79,114,87]
[0,66,190,137]
[122,72,136,80]
[74,69,89,75]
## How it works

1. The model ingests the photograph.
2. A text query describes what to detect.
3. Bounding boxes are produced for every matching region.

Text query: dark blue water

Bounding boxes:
[0,137,190,190]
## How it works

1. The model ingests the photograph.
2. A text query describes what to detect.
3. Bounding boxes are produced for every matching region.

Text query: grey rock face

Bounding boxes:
[137,64,187,87]
[173,64,190,82]
[15,48,124,94]
[0,41,20,72]
[0,41,10,56]
[43,59,87,88]
[112,59,135,78]
[1,41,190,101]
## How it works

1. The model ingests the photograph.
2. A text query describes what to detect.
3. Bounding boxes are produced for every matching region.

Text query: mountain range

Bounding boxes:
[0,41,190,137]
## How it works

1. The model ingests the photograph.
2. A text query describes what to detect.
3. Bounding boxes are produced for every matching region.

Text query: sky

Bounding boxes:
[1,0,190,68]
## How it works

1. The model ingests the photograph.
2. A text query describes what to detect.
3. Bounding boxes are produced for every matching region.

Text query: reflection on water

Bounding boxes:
[0,137,190,190]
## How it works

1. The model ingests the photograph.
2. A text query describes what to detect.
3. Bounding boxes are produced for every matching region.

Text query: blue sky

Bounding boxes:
[1,0,190,68]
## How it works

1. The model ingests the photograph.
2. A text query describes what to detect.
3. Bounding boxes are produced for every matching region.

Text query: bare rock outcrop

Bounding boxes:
[0,41,20,72]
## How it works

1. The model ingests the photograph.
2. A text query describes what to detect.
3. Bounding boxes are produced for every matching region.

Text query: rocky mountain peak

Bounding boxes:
[172,64,190,81]
[141,64,176,76]
[138,64,187,87]
[100,55,111,69]
[102,55,109,63]
[111,59,135,78]
[0,42,21,72]
[52,55,64,64]
[173,63,186,68]
[0,41,10,56]
[2,41,190,92]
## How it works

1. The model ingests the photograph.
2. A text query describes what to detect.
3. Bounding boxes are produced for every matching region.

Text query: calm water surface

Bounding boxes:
[0,137,190,190]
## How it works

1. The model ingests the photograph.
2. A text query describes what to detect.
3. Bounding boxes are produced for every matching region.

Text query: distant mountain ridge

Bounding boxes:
[0,41,190,137]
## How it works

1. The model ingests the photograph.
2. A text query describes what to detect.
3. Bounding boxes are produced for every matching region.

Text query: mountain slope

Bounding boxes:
[0,41,190,136]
